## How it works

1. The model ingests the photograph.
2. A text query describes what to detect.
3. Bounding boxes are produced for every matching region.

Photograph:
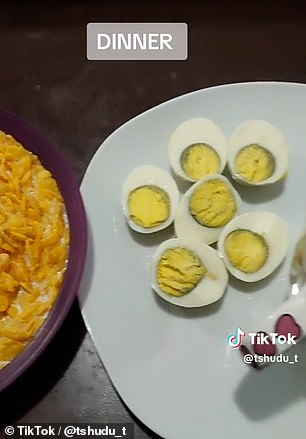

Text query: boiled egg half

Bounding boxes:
[168,118,228,182]
[218,211,288,282]
[122,165,179,233]
[174,174,242,244]
[228,119,288,186]
[151,238,228,307]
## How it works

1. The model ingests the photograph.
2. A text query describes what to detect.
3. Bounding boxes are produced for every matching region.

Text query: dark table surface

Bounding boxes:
[1,1,306,437]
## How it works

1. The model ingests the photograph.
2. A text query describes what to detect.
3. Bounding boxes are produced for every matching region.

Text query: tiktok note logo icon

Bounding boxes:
[227,327,246,348]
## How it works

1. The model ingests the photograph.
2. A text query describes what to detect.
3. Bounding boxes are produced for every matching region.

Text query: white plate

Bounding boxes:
[80,82,306,439]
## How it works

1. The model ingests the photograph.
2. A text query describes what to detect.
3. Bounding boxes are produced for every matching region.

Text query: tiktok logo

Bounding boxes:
[227,327,246,348]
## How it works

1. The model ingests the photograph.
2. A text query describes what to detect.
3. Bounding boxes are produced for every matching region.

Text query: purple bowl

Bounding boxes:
[0,109,87,392]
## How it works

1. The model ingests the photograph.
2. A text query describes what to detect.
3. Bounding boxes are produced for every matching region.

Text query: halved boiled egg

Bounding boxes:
[218,211,288,282]
[174,174,242,244]
[151,238,228,307]
[168,118,228,182]
[228,119,288,186]
[122,165,179,233]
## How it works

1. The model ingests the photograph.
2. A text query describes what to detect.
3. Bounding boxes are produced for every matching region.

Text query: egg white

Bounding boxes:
[228,119,289,186]
[174,174,242,245]
[168,118,228,182]
[122,165,179,233]
[217,211,288,282]
[151,238,228,308]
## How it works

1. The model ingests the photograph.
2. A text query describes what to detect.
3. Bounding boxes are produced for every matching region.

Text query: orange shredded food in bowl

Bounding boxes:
[0,131,69,368]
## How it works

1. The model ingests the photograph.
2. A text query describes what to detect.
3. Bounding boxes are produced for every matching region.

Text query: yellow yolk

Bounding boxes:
[235,144,275,183]
[181,143,220,180]
[189,179,237,228]
[128,185,170,229]
[157,247,206,296]
[225,229,268,273]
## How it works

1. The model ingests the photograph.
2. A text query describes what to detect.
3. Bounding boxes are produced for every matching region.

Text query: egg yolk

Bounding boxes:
[128,185,170,229]
[225,229,268,273]
[189,179,237,228]
[181,143,220,180]
[235,144,275,183]
[157,247,206,296]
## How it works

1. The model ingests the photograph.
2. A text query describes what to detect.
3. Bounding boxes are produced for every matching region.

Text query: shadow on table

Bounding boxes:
[0,300,86,429]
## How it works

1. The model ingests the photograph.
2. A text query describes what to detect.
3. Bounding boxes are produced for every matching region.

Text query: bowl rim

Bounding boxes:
[0,108,87,392]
